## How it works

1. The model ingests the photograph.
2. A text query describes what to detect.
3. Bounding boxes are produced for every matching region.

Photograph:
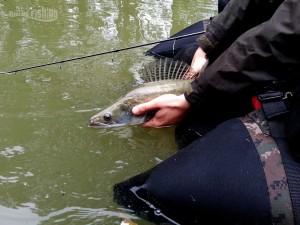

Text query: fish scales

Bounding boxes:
[126,80,191,98]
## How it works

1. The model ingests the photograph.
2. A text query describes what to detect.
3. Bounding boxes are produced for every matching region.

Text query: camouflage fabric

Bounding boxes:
[240,109,294,225]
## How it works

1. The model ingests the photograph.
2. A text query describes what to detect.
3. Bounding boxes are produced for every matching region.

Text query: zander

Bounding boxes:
[89,58,194,128]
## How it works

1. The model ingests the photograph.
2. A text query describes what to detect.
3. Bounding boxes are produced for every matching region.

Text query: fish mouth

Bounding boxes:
[88,117,107,128]
[88,121,108,128]
[88,119,125,128]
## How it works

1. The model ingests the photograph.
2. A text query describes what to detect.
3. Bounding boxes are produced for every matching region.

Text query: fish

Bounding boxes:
[88,58,194,128]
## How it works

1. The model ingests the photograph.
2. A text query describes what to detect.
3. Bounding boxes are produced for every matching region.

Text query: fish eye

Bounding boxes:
[103,113,112,121]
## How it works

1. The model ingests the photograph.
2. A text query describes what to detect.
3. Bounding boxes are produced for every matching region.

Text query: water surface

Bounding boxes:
[0,1,217,224]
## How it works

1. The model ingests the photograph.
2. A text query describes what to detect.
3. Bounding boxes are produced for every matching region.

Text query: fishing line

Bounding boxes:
[0,31,205,74]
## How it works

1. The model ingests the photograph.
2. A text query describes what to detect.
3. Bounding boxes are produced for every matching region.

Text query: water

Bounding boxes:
[0,1,217,224]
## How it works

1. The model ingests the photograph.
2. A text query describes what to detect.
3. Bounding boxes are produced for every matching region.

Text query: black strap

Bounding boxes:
[258,90,290,137]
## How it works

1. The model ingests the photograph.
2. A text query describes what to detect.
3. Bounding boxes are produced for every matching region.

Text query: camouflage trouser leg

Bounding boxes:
[240,109,294,225]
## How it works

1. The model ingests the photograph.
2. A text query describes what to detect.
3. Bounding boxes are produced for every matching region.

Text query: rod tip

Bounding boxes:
[0,72,16,75]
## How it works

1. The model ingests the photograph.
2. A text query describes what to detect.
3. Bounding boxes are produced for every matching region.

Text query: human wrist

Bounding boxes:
[184,80,205,106]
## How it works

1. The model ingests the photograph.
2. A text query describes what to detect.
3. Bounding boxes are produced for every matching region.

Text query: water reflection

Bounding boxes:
[0,203,139,225]
[0,0,217,224]
[0,203,40,225]
[0,146,25,159]
[136,0,173,40]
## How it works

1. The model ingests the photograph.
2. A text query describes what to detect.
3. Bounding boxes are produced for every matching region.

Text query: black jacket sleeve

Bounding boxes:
[186,0,300,106]
[198,0,283,62]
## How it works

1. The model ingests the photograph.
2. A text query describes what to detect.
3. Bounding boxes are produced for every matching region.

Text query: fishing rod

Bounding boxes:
[0,30,205,75]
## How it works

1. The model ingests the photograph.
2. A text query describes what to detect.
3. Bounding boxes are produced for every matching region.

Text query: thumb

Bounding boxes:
[132,100,159,115]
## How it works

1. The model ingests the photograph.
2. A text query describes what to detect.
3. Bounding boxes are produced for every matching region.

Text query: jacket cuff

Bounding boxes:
[197,20,225,53]
[197,34,215,53]
[184,80,206,106]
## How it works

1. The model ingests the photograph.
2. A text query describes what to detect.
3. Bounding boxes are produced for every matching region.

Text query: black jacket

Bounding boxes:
[185,0,300,107]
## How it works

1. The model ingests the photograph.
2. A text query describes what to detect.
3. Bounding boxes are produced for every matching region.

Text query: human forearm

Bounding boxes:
[186,0,300,106]
[198,0,283,59]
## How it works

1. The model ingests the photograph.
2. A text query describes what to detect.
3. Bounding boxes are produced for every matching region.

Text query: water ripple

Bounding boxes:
[0,146,25,158]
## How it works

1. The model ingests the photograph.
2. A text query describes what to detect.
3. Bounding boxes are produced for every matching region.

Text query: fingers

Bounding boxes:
[132,94,190,128]
[132,99,159,115]
[132,101,163,127]
[184,69,199,79]
[132,105,142,115]
[132,94,176,115]
[142,119,159,128]
[141,110,167,128]
[183,68,195,79]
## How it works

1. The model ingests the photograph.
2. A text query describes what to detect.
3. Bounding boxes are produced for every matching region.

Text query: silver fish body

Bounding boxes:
[89,79,192,128]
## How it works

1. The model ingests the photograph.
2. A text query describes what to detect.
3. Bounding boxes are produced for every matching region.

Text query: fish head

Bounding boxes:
[88,97,149,128]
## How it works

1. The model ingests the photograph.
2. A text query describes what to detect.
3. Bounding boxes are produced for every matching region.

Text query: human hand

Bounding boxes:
[132,94,190,128]
[184,47,207,79]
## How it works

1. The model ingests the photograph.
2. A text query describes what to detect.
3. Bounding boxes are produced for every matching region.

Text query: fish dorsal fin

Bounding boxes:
[141,58,191,82]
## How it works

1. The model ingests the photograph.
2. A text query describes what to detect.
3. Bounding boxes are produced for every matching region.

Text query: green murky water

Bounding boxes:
[0,1,217,224]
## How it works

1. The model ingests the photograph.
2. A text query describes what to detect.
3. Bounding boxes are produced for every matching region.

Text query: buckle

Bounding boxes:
[283,91,293,99]
[257,90,284,103]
